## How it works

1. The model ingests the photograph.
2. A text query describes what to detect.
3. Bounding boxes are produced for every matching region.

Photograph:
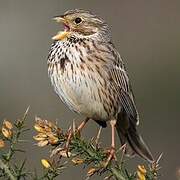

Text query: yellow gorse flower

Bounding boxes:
[87,168,97,177]
[1,120,13,139]
[58,149,71,157]
[3,120,13,130]
[0,139,5,148]
[34,117,61,147]
[72,158,84,165]
[37,140,49,147]
[2,127,12,139]
[137,165,147,180]
[33,133,47,141]
[48,136,59,145]
[41,159,51,168]
[34,124,45,133]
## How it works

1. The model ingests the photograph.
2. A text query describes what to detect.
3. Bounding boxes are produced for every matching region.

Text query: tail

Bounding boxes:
[116,111,154,163]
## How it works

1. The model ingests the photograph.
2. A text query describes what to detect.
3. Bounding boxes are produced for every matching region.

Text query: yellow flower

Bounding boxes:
[87,168,97,177]
[138,165,147,174]
[34,124,45,133]
[3,120,13,129]
[33,133,47,141]
[37,140,49,147]
[34,117,62,147]
[34,117,59,134]
[137,171,146,180]
[2,127,12,138]
[41,159,51,168]
[48,135,59,145]
[72,158,84,165]
[0,139,5,148]
[137,165,147,180]
[58,150,71,157]
[44,125,52,132]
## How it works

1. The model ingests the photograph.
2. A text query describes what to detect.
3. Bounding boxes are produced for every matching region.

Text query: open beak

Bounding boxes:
[52,16,71,41]
[53,16,66,23]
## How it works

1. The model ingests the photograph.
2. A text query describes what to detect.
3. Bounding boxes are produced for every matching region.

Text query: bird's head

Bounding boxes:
[52,9,110,41]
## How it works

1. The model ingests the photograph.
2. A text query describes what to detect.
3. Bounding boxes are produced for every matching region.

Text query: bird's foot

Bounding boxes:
[50,146,71,158]
[53,127,80,157]
[50,127,73,158]
[103,147,117,168]
[51,119,89,158]
[90,126,102,149]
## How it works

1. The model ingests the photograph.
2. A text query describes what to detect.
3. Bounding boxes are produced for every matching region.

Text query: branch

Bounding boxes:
[0,110,160,180]
[0,159,16,180]
[34,117,160,179]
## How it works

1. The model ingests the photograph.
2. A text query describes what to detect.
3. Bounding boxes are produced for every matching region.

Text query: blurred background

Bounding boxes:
[0,0,180,179]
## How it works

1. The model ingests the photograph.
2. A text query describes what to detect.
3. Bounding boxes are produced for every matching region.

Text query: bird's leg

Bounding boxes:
[51,126,72,157]
[66,118,89,146]
[95,126,102,148]
[76,117,89,134]
[104,119,117,167]
[51,118,90,157]
[64,118,89,156]
[64,127,73,155]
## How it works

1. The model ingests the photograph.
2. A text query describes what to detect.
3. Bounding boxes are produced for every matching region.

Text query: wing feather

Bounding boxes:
[107,47,139,124]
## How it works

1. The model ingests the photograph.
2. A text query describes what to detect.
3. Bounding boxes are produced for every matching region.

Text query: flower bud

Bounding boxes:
[138,165,147,174]
[34,124,44,133]
[33,134,47,141]
[3,120,13,129]
[0,139,5,148]
[72,158,84,165]
[58,150,71,157]
[87,168,97,177]
[48,136,59,145]
[37,140,48,147]
[41,159,51,168]
[2,127,12,138]
[137,165,147,180]
[137,171,146,180]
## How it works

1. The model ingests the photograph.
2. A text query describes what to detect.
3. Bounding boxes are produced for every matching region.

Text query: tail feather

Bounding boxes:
[116,111,154,163]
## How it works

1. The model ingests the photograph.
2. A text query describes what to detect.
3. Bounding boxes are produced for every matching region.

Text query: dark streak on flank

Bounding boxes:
[80,64,85,70]
[71,64,73,72]
[80,57,85,63]
[60,54,70,73]
[87,57,93,62]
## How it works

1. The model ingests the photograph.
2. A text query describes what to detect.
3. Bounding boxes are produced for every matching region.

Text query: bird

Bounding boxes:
[47,9,154,164]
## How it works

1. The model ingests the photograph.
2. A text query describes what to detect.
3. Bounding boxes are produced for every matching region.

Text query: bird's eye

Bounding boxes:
[74,17,82,24]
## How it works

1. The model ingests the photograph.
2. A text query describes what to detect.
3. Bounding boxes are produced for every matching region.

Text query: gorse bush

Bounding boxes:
[0,108,160,180]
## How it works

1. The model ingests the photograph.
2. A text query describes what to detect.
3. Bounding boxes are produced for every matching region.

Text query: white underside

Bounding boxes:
[51,71,108,120]
[49,43,109,120]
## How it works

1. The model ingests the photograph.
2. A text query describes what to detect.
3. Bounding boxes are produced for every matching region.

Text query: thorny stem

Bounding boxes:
[5,110,29,162]
[0,107,30,179]
[0,159,16,180]
[110,167,126,180]
[0,112,159,180]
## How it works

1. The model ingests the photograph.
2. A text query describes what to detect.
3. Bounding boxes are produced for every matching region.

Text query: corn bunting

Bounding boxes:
[47,9,154,163]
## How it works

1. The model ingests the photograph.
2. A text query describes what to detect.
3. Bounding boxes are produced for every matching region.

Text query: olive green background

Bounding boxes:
[0,0,180,179]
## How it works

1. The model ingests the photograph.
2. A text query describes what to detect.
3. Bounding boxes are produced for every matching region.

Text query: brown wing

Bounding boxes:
[107,44,139,125]
[103,42,153,162]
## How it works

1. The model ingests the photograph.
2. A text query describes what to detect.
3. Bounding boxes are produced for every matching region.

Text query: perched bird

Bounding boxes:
[47,9,154,164]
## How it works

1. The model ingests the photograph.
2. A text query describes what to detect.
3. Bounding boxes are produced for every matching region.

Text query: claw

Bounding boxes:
[103,147,116,168]
[119,143,127,163]
[51,118,90,158]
